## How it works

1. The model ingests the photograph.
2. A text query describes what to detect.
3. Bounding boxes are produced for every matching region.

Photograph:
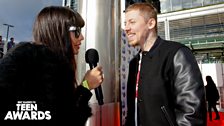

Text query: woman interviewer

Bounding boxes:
[0,6,103,125]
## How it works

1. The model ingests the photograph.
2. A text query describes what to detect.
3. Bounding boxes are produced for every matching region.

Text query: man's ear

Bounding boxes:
[147,18,156,30]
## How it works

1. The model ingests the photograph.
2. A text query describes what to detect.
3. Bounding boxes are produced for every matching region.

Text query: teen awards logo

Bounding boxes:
[4,101,51,120]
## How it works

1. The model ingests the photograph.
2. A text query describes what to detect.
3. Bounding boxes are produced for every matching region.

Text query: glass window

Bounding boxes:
[160,0,171,13]
[169,18,192,41]
[158,22,165,39]
[160,0,224,13]
[214,0,224,4]
[168,13,224,45]
[203,0,214,5]
[182,0,192,9]
[191,16,206,38]
[204,14,224,37]
[171,0,182,11]
[192,0,203,8]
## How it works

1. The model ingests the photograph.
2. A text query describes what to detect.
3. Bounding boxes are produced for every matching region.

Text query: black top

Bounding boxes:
[0,42,92,125]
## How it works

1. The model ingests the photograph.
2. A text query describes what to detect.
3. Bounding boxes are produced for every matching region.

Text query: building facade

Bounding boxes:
[157,1,224,110]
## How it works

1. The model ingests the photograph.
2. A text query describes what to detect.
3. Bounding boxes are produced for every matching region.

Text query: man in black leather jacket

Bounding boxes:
[124,3,206,126]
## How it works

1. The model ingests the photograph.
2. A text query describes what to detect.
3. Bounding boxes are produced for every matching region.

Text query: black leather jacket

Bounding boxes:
[125,37,207,126]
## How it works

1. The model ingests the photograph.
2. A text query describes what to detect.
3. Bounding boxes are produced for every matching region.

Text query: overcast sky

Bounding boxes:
[0,0,63,43]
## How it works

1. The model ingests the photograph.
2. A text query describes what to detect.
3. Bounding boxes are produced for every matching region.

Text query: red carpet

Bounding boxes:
[207,112,224,126]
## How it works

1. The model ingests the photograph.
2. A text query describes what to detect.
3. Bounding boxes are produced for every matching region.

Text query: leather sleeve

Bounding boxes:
[173,47,207,126]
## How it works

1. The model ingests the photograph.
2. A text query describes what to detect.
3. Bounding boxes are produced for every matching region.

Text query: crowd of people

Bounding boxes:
[0,36,4,58]
[0,35,15,59]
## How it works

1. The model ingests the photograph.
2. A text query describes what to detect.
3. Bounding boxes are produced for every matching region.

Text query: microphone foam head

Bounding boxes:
[85,48,99,64]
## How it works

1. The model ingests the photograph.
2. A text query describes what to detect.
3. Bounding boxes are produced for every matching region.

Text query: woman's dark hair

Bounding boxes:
[33,6,85,87]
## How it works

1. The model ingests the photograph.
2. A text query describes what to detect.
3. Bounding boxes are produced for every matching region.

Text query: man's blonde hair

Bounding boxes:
[125,3,158,31]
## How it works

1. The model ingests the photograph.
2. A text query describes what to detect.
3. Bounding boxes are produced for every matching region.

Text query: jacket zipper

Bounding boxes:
[161,106,175,126]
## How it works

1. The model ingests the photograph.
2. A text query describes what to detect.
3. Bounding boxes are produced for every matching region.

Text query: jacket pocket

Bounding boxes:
[161,106,175,126]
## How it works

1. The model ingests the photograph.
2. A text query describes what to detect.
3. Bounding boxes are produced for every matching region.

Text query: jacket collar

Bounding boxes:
[139,36,162,57]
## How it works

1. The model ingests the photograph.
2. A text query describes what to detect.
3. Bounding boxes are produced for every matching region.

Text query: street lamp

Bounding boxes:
[3,23,14,54]
[3,23,14,42]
